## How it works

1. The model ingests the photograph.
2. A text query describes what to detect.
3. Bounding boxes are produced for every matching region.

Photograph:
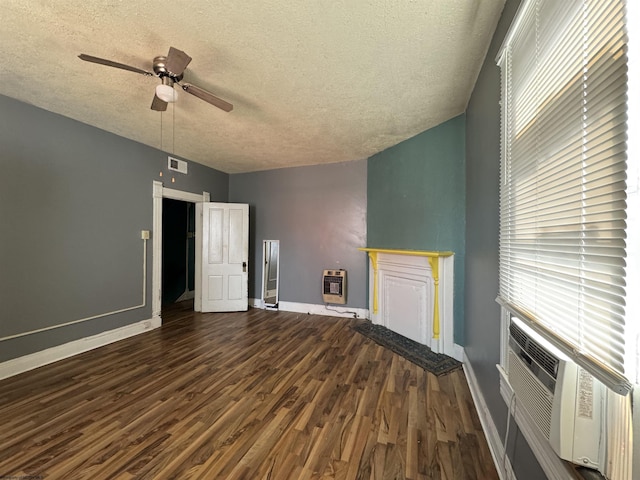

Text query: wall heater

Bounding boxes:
[507,318,605,472]
[322,269,347,304]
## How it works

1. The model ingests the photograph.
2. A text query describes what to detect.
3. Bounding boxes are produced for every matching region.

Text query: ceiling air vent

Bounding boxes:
[168,156,188,174]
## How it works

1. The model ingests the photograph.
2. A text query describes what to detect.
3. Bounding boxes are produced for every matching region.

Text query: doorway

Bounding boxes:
[162,198,196,310]
[152,181,210,321]
[151,181,249,320]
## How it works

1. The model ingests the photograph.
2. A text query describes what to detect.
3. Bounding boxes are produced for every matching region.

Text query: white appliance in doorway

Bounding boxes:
[195,202,249,312]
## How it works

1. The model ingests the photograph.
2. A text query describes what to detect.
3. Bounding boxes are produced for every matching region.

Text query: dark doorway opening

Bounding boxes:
[162,198,196,309]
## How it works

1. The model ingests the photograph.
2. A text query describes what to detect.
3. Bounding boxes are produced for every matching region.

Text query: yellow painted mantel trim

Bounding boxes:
[358,248,454,340]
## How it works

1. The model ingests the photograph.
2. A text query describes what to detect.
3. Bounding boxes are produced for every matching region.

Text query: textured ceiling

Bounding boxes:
[1,1,505,174]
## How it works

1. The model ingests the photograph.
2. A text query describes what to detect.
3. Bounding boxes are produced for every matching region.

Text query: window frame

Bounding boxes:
[496,0,633,395]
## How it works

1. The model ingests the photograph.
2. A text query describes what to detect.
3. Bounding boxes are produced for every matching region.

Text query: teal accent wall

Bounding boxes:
[367,114,466,344]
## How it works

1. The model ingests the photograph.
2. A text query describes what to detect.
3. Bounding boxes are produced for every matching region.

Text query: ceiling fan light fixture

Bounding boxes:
[78,48,233,112]
[156,83,177,103]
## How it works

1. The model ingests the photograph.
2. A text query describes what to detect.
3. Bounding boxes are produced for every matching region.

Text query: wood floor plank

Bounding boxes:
[0,303,499,479]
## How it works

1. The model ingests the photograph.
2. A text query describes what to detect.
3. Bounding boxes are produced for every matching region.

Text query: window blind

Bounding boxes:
[497,0,630,394]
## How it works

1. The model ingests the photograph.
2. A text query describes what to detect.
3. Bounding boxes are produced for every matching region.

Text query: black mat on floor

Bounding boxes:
[351,321,462,376]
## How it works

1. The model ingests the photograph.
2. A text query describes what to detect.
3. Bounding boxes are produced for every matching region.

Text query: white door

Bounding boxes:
[195,202,249,312]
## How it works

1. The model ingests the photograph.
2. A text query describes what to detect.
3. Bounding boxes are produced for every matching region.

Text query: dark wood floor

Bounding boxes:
[0,303,498,479]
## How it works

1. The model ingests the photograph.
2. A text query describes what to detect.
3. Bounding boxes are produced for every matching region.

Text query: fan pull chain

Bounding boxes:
[160,111,164,152]
[172,102,176,154]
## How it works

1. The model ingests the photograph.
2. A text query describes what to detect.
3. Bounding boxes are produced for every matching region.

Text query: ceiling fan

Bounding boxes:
[78,47,233,113]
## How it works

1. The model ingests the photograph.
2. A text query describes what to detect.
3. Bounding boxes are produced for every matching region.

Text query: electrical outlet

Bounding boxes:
[141,230,150,240]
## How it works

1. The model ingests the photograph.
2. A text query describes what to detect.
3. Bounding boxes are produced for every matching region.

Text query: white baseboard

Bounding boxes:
[0,316,161,381]
[450,343,464,362]
[276,300,369,319]
[249,299,462,360]
[463,352,516,480]
[249,298,263,309]
[249,298,369,319]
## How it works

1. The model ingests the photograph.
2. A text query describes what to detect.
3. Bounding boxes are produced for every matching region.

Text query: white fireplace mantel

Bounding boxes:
[359,248,459,360]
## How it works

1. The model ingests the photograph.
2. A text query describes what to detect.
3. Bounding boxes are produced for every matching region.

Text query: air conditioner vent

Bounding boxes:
[507,318,604,471]
[509,321,529,348]
[527,341,559,378]
[509,322,559,379]
[508,349,553,439]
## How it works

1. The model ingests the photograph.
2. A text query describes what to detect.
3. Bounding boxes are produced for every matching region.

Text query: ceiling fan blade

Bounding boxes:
[151,94,168,111]
[181,83,233,112]
[165,47,192,76]
[78,54,153,76]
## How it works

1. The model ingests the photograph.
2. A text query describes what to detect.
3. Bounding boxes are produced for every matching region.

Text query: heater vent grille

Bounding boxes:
[322,270,346,304]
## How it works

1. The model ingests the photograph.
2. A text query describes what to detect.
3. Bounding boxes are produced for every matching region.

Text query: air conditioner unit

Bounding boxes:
[322,269,347,304]
[507,318,605,471]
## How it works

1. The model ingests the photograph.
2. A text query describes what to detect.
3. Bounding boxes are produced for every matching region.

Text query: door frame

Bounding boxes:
[152,181,210,321]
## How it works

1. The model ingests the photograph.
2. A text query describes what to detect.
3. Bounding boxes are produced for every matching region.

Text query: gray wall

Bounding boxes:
[464,0,547,478]
[229,160,367,309]
[0,94,228,362]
